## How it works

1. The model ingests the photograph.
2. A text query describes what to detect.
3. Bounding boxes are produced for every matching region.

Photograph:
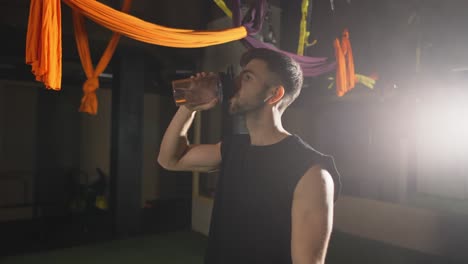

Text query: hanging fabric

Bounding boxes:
[355,74,376,89]
[334,29,355,96]
[214,0,233,18]
[73,0,133,115]
[26,0,62,90]
[297,0,311,55]
[62,0,248,48]
[222,0,371,95]
[25,0,372,113]
[230,0,337,77]
[26,0,249,91]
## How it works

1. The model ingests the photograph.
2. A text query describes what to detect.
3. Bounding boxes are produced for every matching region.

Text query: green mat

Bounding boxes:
[2,231,207,264]
[3,230,463,264]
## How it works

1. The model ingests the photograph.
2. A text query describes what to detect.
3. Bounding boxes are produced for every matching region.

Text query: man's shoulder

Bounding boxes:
[290,135,341,202]
[288,135,325,157]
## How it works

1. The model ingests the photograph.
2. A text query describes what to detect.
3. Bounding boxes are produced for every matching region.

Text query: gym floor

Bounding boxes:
[2,230,462,264]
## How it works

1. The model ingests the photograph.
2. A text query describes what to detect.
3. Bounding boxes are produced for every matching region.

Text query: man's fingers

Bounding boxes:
[190,72,211,79]
[206,98,219,108]
[200,98,219,110]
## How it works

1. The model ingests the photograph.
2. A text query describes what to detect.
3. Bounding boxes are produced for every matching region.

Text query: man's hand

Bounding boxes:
[158,71,222,172]
[183,72,220,111]
[184,97,219,112]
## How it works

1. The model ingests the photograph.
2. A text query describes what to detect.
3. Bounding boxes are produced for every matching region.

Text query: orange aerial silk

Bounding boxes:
[26,0,248,114]
[26,0,62,90]
[62,0,247,48]
[73,0,132,115]
[334,29,355,97]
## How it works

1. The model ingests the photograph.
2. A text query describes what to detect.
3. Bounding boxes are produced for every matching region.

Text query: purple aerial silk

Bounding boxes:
[243,36,337,76]
[232,0,336,77]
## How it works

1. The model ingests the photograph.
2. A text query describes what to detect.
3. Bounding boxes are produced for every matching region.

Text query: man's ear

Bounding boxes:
[266,85,285,105]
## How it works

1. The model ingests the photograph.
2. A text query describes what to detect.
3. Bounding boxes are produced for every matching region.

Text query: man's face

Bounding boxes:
[229,59,274,115]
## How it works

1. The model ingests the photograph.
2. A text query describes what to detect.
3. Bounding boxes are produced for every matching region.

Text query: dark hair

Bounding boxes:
[240,48,303,109]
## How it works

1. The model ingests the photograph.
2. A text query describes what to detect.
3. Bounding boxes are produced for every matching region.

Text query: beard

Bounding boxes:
[228,96,243,115]
[228,93,267,115]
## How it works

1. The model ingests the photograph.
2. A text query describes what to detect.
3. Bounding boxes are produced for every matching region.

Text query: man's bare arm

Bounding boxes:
[157,103,221,172]
[291,165,334,264]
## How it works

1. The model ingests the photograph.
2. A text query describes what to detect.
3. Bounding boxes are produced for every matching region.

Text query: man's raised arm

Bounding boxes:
[157,101,221,172]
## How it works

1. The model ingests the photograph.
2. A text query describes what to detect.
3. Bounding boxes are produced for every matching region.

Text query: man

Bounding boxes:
[158,48,340,264]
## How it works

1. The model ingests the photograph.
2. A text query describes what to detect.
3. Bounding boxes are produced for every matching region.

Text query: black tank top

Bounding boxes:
[204,134,341,264]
